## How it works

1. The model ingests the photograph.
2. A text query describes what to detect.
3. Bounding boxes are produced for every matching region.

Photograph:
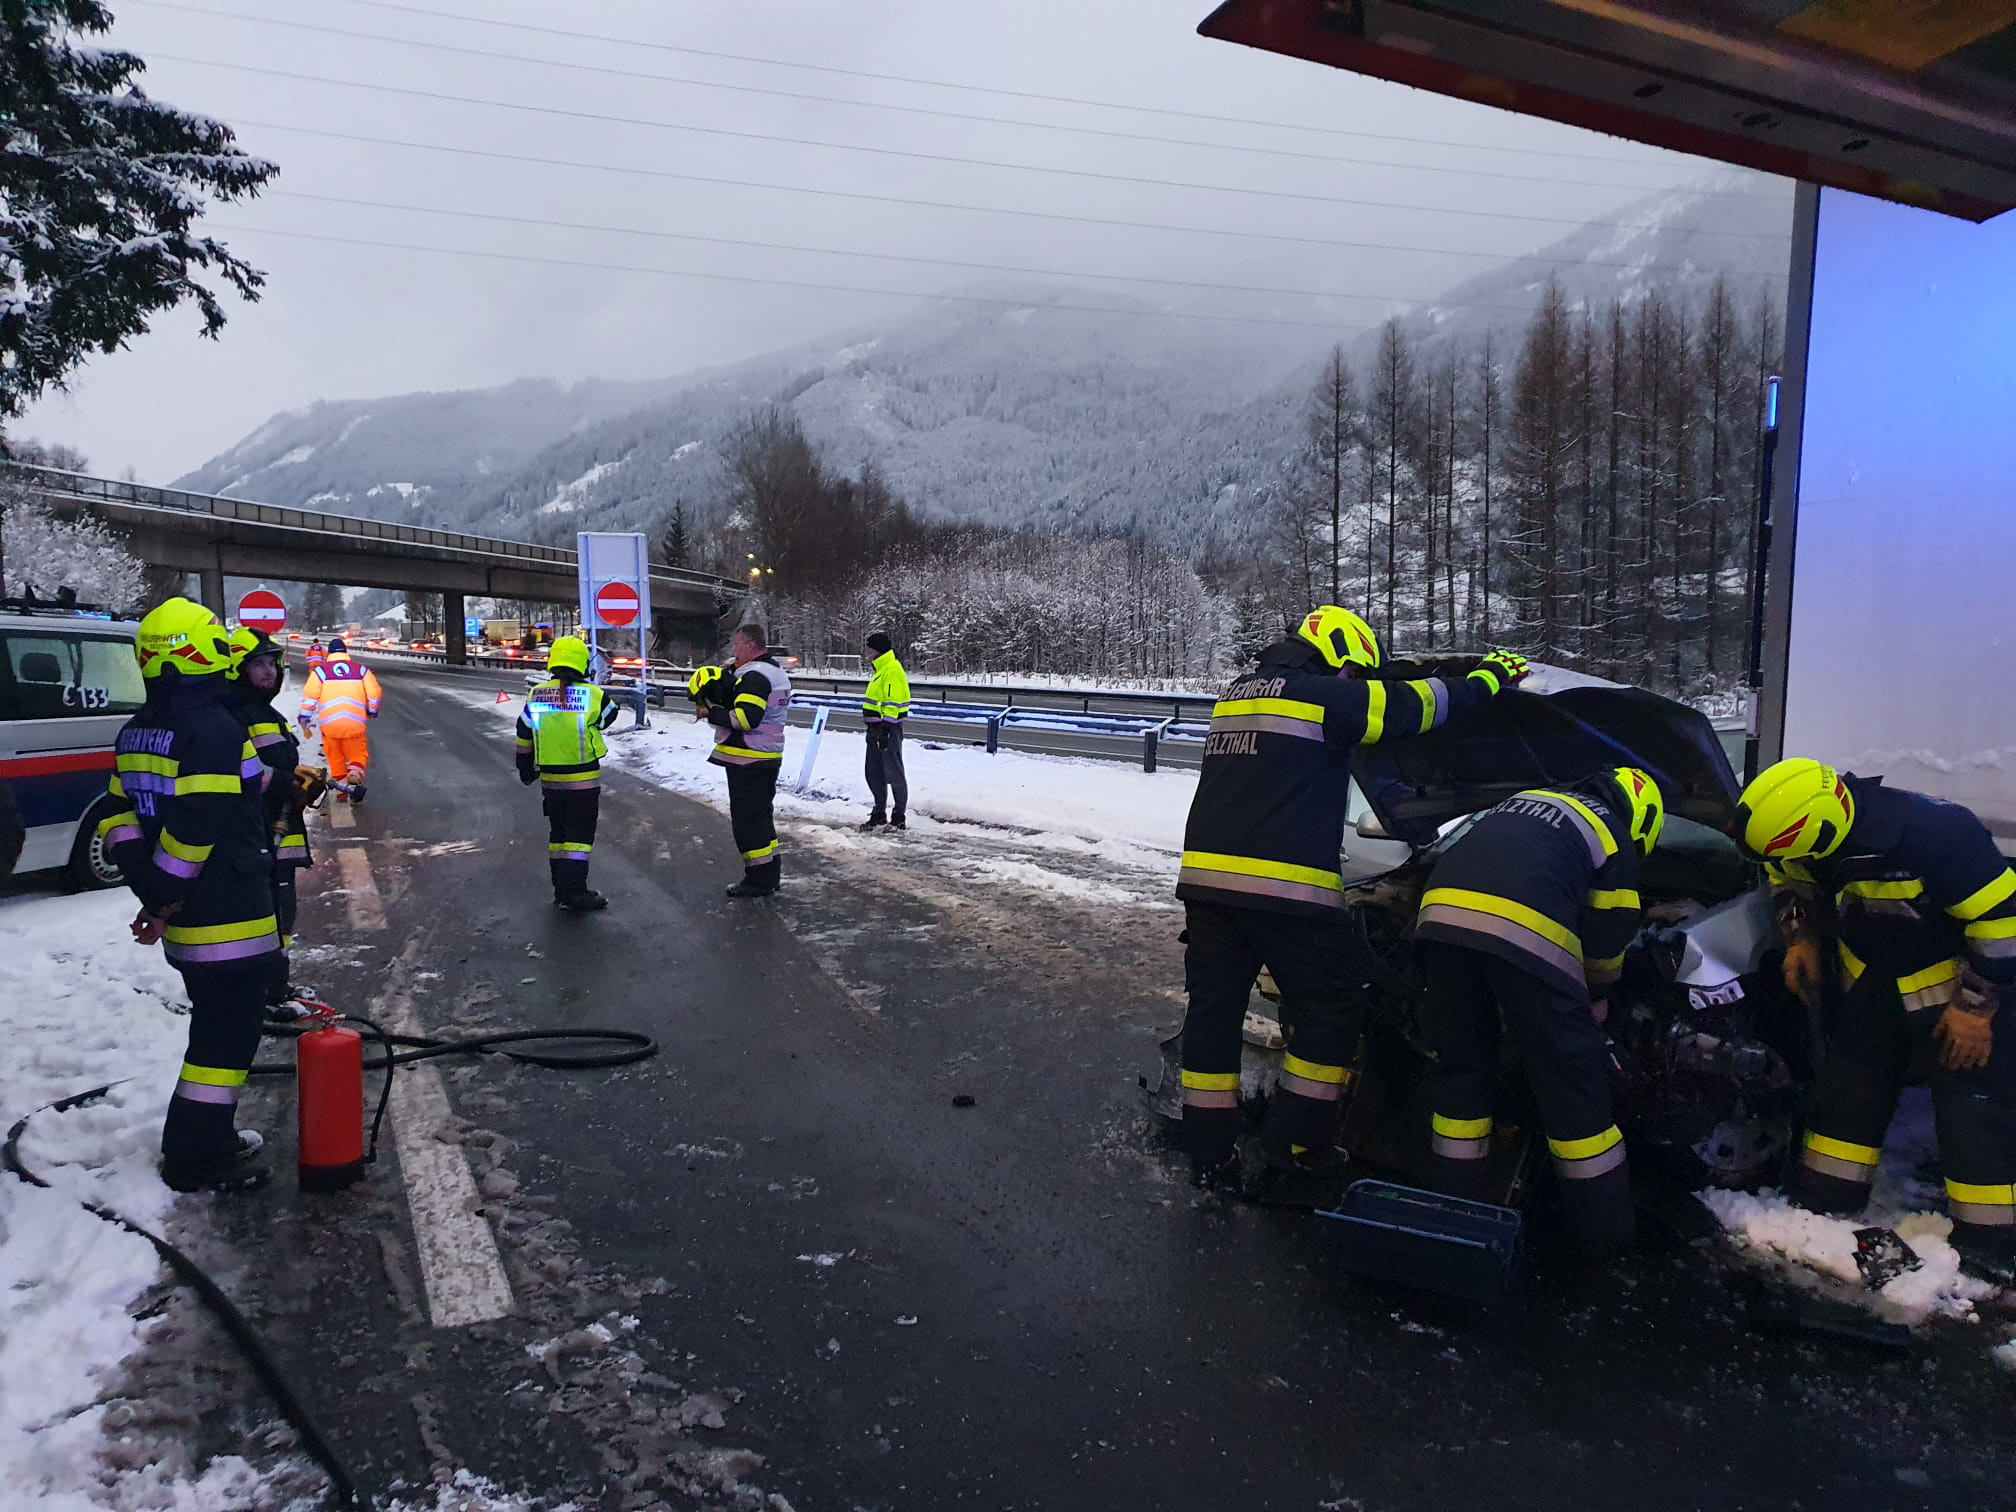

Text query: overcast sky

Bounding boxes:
[21,0,1749,481]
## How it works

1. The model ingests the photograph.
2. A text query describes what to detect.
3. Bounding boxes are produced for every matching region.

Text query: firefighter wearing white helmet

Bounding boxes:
[1412,766,1665,1255]
[1738,758,2016,1261]
[1174,606,1530,1193]
[516,635,621,911]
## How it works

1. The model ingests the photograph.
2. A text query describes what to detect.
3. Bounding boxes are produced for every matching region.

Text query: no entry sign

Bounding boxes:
[237,589,287,632]
[593,579,640,628]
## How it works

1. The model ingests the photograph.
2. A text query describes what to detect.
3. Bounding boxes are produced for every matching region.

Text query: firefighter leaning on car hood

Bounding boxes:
[100,599,282,1192]
[1175,605,1529,1192]
[1413,767,1665,1255]
[1739,759,2016,1259]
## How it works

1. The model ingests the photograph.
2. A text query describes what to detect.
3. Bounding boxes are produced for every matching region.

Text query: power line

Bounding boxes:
[158,54,1781,237]
[207,221,1382,334]
[129,0,1770,200]
[236,119,1777,276]
[268,189,1553,317]
[276,0,1677,167]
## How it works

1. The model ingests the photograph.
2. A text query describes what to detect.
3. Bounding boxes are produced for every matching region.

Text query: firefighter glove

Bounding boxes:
[1935,1002,1995,1072]
[1469,649,1531,695]
[1781,934,1827,1008]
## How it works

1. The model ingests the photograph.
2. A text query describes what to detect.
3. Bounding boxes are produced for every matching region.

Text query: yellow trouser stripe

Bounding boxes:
[1805,1131,1881,1167]
[1951,867,2016,922]
[1433,1113,1493,1139]
[1946,1179,2016,1208]
[1282,1053,1347,1084]
[742,841,779,861]
[1180,851,1343,891]
[1181,1070,1240,1091]
[179,1062,249,1088]
[1548,1126,1623,1161]
[1421,887,1581,956]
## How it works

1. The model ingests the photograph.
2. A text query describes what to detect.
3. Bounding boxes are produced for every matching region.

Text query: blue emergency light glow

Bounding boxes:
[1764,376,1780,432]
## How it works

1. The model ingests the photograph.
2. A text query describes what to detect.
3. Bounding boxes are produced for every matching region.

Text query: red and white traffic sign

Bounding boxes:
[592,580,640,629]
[237,589,288,632]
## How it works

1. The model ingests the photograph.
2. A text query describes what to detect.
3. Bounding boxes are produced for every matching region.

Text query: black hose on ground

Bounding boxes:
[2,1021,659,1509]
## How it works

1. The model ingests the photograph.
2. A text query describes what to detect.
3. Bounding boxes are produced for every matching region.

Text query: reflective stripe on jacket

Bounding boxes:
[863,651,912,724]
[298,659,383,734]
[710,657,792,767]
[100,677,280,973]
[516,677,617,788]
[1414,779,1643,1000]
[1768,775,2016,1012]
[1175,637,1495,919]
[228,686,310,868]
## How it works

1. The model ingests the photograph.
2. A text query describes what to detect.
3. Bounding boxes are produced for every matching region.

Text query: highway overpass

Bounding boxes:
[9,463,743,661]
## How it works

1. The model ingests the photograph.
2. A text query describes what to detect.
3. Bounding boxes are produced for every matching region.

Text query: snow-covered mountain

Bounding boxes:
[175,173,1793,556]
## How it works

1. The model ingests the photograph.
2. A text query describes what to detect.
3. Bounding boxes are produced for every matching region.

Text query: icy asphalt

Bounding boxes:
[185,663,2016,1511]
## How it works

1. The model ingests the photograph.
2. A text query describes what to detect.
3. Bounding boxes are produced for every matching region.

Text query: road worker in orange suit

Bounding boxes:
[297,636,382,802]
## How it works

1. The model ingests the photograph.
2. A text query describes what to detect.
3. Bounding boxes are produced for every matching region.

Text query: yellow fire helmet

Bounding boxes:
[224,626,283,680]
[1736,757,1855,862]
[687,664,727,699]
[1297,605,1382,672]
[135,597,231,680]
[546,635,591,678]
[1610,766,1666,856]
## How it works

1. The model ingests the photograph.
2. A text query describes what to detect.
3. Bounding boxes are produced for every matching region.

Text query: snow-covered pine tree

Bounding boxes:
[0,0,277,426]
[0,470,143,607]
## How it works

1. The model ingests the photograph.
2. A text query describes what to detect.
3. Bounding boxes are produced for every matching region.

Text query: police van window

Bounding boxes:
[0,633,146,720]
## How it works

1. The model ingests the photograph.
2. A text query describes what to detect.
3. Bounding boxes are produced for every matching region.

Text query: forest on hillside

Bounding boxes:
[686,271,1782,698]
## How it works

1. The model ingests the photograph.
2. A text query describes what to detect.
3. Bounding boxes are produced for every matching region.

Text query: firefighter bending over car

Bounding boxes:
[517,635,621,912]
[1175,605,1529,1193]
[687,623,793,898]
[1414,767,1664,1255]
[223,628,324,1009]
[1740,758,2016,1262]
[101,599,282,1192]
[297,636,382,801]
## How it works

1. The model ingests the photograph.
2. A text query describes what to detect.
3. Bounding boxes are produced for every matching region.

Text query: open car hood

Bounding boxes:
[1351,664,1741,848]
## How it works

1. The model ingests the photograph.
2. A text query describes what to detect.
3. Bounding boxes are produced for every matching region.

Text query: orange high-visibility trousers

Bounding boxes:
[322,726,370,784]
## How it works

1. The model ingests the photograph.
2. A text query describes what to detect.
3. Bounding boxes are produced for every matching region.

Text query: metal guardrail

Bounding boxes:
[8,463,741,596]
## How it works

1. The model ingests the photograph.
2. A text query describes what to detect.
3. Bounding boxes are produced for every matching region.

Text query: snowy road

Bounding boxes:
[8,660,2016,1510]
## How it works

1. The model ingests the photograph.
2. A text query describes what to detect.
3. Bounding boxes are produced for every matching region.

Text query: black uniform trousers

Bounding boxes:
[543,786,601,895]
[161,964,269,1185]
[1418,942,1634,1253]
[267,861,299,1003]
[1181,900,1367,1167]
[726,761,781,889]
[1794,970,2016,1249]
[866,723,908,818]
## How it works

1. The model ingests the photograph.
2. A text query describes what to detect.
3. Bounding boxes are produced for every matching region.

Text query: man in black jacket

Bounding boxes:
[688,624,793,898]
[101,599,283,1192]
[223,627,314,1006]
[1176,606,1528,1188]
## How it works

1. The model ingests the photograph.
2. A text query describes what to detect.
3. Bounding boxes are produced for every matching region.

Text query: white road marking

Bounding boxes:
[372,949,516,1329]
[329,800,355,830]
[335,847,387,931]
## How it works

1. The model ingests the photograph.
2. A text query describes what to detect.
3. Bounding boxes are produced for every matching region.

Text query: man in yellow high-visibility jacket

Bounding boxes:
[861,631,912,831]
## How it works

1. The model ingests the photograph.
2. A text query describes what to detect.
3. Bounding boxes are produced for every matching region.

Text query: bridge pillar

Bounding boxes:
[197,565,226,619]
[444,591,467,665]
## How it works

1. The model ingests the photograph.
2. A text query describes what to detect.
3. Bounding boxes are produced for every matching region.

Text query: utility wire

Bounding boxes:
[130,0,1771,200]
[158,54,1782,237]
[267,189,1567,318]
[209,221,1387,334]
[246,0,1679,166]
[236,119,1779,276]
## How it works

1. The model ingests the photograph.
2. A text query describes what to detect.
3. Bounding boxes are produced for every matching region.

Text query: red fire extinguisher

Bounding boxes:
[297,1006,365,1191]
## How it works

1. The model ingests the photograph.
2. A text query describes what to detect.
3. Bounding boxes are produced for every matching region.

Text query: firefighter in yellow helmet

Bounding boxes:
[222,626,320,1008]
[1738,758,2016,1263]
[1176,606,1530,1193]
[1413,767,1664,1254]
[100,599,282,1191]
[517,636,621,911]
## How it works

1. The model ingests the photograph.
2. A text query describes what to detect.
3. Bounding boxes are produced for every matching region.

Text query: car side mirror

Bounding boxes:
[1354,812,1389,840]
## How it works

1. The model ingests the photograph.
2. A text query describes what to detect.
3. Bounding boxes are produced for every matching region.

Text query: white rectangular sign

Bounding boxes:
[577,532,651,632]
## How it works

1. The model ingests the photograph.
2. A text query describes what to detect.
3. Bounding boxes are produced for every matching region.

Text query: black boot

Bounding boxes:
[889,813,906,831]
[557,888,609,912]
[862,812,887,831]
[725,875,778,899]
[163,1144,270,1194]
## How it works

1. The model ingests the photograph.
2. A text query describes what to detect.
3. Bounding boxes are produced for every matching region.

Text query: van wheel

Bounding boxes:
[67,794,125,891]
